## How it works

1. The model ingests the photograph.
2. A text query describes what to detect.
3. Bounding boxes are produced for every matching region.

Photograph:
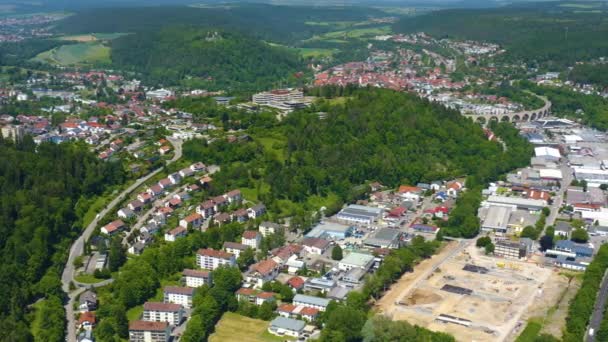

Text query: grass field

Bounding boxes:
[209,312,294,342]
[59,32,127,42]
[298,48,339,58]
[127,305,144,321]
[516,318,543,342]
[33,42,110,66]
[305,25,391,43]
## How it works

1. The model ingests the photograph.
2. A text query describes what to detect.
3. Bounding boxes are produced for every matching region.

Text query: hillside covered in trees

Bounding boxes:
[0,138,125,340]
[110,27,304,91]
[54,4,384,45]
[393,3,608,66]
[182,88,533,237]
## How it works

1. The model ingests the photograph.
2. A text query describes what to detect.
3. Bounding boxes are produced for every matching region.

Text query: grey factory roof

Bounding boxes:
[339,252,375,268]
[482,205,512,230]
[363,228,401,247]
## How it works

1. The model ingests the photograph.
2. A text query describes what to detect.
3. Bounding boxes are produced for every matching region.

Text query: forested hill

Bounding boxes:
[267,89,530,201]
[54,4,384,44]
[393,4,608,66]
[0,138,125,340]
[110,28,303,91]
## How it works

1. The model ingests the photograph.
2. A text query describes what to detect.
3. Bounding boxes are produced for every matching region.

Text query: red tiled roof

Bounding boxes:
[143,302,182,312]
[236,288,256,296]
[168,226,187,236]
[257,292,276,299]
[78,311,96,324]
[129,320,168,331]
[302,237,330,250]
[242,230,259,240]
[277,303,296,313]
[252,259,278,276]
[183,213,202,222]
[300,307,319,316]
[197,248,234,260]
[398,185,421,193]
[287,276,305,289]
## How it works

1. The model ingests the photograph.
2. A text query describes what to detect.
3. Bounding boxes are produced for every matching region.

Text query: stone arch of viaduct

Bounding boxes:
[463,96,552,126]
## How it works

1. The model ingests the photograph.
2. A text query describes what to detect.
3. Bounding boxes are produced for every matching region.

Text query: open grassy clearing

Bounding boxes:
[33,43,110,66]
[304,25,391,43]
[58,33,127,42]
[298,48,338,58]
[209,312,294,342]
[74,273,106,284]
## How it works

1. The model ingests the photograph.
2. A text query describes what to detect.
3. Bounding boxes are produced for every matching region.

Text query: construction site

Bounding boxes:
[376,240,555,342]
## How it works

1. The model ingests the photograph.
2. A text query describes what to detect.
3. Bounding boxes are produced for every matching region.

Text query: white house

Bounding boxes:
[143,302,184,326]
[183,269,212,288]
[164,226,187,242]
[179,213,203,229]
[259,221,282,237]
[247,259,280,288]
[196,248,236,270]
[163,286,195,309]
[242,230,261,249]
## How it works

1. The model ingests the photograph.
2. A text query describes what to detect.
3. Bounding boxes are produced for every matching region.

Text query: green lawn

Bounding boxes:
[127,305,144,321]
[298,48,339,58]
[516,318,543,342]
[305,25,391,43]
[241,182,271,203]
[209,312,294,342]
[74,273,106,284]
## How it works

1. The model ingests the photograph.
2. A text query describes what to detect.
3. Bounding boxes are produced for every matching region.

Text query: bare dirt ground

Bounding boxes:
[505,270,581,341]
[376,241,557,342]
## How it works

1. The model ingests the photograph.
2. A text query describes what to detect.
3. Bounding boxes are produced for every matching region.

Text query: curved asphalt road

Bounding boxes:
[62,138,182,342]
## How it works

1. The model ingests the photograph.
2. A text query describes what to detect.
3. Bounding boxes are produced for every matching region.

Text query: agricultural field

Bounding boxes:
[304,25,391,43]
[32,42,110,66]
[209,312,293,342]
[298,48,339,58]
[58,32,127,42]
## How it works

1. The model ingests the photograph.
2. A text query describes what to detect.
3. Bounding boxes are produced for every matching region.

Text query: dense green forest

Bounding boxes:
[110,27,303,91]
[54,4,384,45]
[520,81,608,131]
[182,88,533,237]
[0,137,125,340]
[393,4,608,66]
[0,39,67,67]
[568,63,608,89]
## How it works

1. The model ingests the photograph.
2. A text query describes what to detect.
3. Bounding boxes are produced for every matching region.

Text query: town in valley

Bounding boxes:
[1,1,608,342]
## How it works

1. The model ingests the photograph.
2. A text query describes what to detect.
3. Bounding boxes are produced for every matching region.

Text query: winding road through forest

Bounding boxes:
[62,137,182,342]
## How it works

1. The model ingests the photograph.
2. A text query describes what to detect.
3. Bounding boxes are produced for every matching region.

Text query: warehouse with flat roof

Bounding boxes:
[306,222,354,240]
[481,205,513,233]
[485,195,546,211]
[338,252,375,272]
[335,205,384,225]
[363,228,402,249]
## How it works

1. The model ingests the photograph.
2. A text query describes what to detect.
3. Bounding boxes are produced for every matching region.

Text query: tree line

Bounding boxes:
[0,137,125,340]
